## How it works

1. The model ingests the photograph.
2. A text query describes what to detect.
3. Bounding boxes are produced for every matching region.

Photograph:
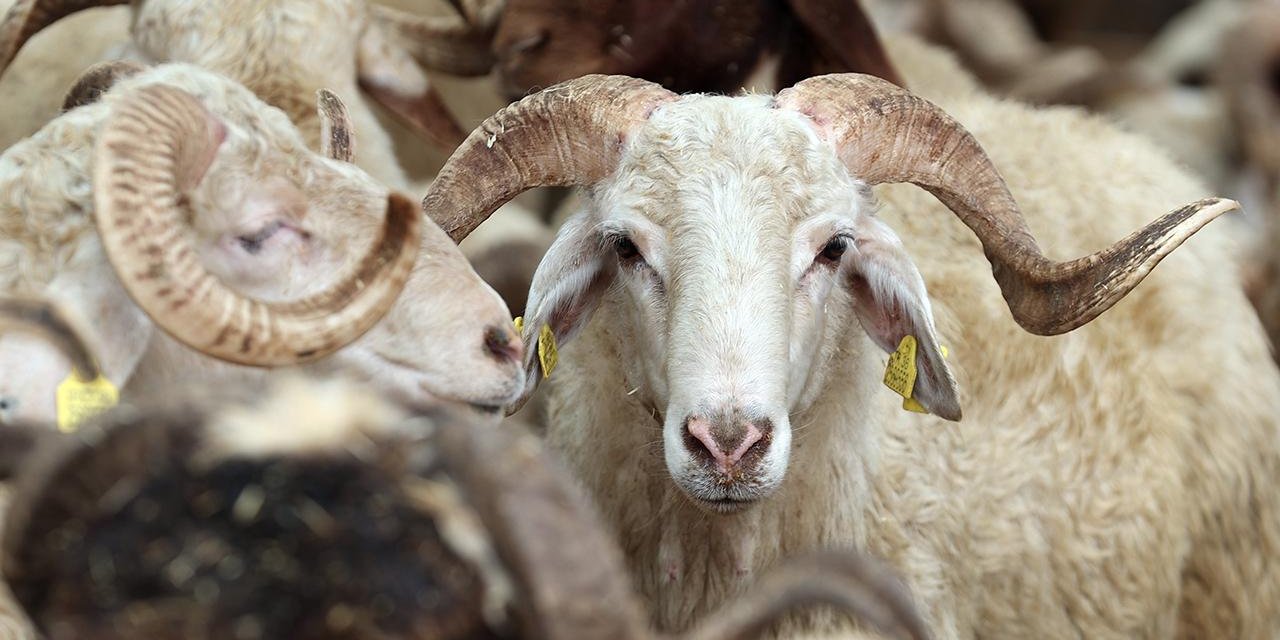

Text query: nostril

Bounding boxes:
[683,415,774,474]
[684,416,720,466]
[483,325,523,364]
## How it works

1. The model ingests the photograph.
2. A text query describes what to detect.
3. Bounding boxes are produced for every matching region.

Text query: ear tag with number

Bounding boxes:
[883,337,949,415]
[537,324,558,378]
[56,373,118,433]
[513,316,558,378]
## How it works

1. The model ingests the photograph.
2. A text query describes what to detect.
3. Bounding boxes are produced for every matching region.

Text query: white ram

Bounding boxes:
[418,36,1278,638]
[0,63,525,429]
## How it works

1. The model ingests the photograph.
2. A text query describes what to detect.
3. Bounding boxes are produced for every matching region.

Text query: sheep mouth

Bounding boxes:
[364,352,519,412]
[696,496,757,514]
[466,402,504,416]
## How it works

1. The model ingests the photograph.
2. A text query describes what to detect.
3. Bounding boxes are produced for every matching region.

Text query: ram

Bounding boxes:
[0,373,928,640]
[419,36,1280,638]
[0,0,494,184]
[0,63,524,433]
[0,0,556,316]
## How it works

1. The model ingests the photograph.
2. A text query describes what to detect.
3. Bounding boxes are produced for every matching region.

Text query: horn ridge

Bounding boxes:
[777,73,1237,335]
[93,84,422,366]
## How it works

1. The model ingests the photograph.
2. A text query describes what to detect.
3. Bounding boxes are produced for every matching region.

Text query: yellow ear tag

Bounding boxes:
[885,338,949,414]
[883,335,919,403]
[513,316,525,333]
[55,373,118,433]
[537,324,558,378]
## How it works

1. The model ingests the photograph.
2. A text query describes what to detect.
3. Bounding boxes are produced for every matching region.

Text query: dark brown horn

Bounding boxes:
[423,74,676,242]
[0,0,130,77]
[317,88,355,163]
[682,551,932,640]
[776,74,1238,335]
[61,59,146,112]
[433,420,649,640]
[369,4,496,77]
[92,84,422,366]
[0,296,100,381]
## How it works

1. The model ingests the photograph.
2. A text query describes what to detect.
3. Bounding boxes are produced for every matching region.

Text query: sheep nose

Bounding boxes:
[483,324,523,364]
[684,415,771,475]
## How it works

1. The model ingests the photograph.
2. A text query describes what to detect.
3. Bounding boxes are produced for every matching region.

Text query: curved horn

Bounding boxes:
[424,74,676,242]
[433,420,649,639]
[683,551,932,640]
[776,74,1238,335]
[370,4,496,77]
[0,296,100,381]
[61,59,146,112]
[0,0,129,77]
[92,84,422,366]
[317,88,355,163]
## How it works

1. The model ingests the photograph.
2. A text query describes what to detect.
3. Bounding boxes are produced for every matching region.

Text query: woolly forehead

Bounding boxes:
[596,94,871,239]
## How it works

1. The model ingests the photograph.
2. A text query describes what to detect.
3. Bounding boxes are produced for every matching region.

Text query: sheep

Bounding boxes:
[488,0,902,98]
[0,0,505,181]
[0,371,931,640]
[415,33,1279,638]
[0,62,525,434]
[0,0,562,319]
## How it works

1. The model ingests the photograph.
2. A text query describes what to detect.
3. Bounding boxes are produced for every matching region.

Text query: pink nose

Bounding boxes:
[685,416,769,474]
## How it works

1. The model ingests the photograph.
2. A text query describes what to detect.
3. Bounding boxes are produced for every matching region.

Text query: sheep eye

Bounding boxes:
[817,235,850,265]
[613,235,643,263]
[237,221,287,255]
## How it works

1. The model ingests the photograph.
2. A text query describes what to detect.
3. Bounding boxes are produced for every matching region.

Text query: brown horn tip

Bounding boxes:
[684,551,932,640]
[0,295,101,381]
[778,73,1237,336]
[0,0,131,77]
[61,59,146,112]
[317,88,355,163]
[999,197,1238,335]
[93,84,422,366]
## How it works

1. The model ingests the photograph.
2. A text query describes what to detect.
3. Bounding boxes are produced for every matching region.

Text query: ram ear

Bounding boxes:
[842,215,960,421]
[506,212,615,414]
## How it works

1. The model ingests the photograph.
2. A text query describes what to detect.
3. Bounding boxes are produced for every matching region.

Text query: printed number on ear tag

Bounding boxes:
[883,335,919,404]
[56,373,118,433]
[885,338,949,414]
[537,324,558,378]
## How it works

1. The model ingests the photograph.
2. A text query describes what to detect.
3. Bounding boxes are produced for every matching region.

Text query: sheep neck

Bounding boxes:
[545,313,892,634]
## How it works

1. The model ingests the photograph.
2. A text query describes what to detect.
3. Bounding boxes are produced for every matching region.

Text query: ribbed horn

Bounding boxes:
[92,84,422,366]
[776,73,1238,335]
[317,88,355,163]
[0,0,130,77]
[423,74,676,242]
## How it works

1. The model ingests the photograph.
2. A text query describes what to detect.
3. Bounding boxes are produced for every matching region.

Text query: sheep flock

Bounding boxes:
[0,0,1279,639]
